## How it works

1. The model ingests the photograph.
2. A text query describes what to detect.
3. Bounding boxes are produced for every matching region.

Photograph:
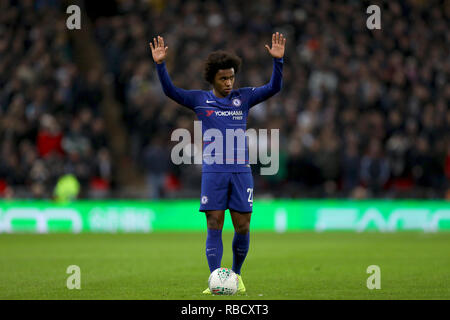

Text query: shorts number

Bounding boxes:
[247,188,253,203]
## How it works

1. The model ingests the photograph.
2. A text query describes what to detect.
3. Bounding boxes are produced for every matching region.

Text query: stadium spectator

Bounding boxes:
[359,138,390,197]
[37,114,64,158]
[142,136,172,199]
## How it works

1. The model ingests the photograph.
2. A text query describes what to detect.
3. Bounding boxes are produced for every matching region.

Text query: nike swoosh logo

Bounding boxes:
[206,100,216,103]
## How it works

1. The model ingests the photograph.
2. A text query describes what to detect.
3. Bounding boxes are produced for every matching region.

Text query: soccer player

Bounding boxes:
[150,32,285,294]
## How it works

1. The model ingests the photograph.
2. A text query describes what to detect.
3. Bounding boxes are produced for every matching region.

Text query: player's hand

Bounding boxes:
[265,32,286,59]
[149,36,168,64]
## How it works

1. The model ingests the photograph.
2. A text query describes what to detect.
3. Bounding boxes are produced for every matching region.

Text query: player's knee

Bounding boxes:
[235,221,250,235]
[206,214,224,230]
[207,219,223,230]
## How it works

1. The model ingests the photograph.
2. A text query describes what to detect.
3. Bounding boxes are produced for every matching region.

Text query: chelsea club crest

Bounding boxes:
[232,98,241,107]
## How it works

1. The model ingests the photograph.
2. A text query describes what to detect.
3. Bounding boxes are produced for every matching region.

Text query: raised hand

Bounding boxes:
[149,36,168,64]
[264,32,286,59]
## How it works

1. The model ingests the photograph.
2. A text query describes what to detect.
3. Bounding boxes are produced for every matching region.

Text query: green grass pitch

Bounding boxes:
[0,232,449,299]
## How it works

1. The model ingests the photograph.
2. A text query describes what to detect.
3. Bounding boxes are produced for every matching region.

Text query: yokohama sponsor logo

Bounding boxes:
[215,110,243,116]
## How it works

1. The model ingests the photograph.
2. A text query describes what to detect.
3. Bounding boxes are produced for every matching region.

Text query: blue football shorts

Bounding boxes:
[199,172,254,213]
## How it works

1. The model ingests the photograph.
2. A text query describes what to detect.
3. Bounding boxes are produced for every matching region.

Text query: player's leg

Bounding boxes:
[230,210,251,275]
[204,210,225,273]
[202,210,226,294]
[199,172,229,274]
[228,172,253,275]
[200,173,230,294]
[229,210,251,294]
[228,172,253,294]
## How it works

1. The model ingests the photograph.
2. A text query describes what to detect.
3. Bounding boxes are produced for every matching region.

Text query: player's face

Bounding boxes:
[213,68,235,97]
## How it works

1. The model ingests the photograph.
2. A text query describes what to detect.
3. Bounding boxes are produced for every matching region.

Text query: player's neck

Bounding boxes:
[212,88,228,99]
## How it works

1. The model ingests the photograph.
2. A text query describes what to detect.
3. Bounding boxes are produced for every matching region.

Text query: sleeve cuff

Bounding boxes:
[273,57,283,63]
[155,61,166,68]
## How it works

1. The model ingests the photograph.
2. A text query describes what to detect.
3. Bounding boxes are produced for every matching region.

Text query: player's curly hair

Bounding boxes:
[203,51,242,84]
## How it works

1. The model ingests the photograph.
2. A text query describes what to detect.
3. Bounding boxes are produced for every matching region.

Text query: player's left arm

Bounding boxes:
[247,32,286,107]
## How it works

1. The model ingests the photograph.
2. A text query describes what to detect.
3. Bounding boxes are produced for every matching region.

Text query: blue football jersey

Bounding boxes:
[156,58,283,173]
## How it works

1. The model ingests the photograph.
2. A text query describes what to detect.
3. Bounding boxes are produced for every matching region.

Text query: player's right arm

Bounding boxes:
[149,36,198,109]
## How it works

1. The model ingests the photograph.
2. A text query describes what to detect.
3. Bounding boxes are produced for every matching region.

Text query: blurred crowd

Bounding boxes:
[0,0,449,200]
[0,0,114,199]
[94,0,449,199]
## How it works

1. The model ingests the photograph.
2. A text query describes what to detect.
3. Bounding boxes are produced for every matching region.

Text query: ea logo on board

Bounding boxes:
[232,98,241,107]
[201,196,208,204]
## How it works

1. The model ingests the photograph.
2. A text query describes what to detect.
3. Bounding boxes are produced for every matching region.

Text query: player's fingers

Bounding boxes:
[272,33,275,44]
[153,37,158,49]
[265,44,271,52]
[276,32,279,43]
[279,33,284,44]
[283,37,286,46]
[149,42,154,50]
[159,36,164,47]
[165,46,168,52]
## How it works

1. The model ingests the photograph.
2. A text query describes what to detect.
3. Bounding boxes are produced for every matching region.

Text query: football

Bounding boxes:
[208,267,239,295]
